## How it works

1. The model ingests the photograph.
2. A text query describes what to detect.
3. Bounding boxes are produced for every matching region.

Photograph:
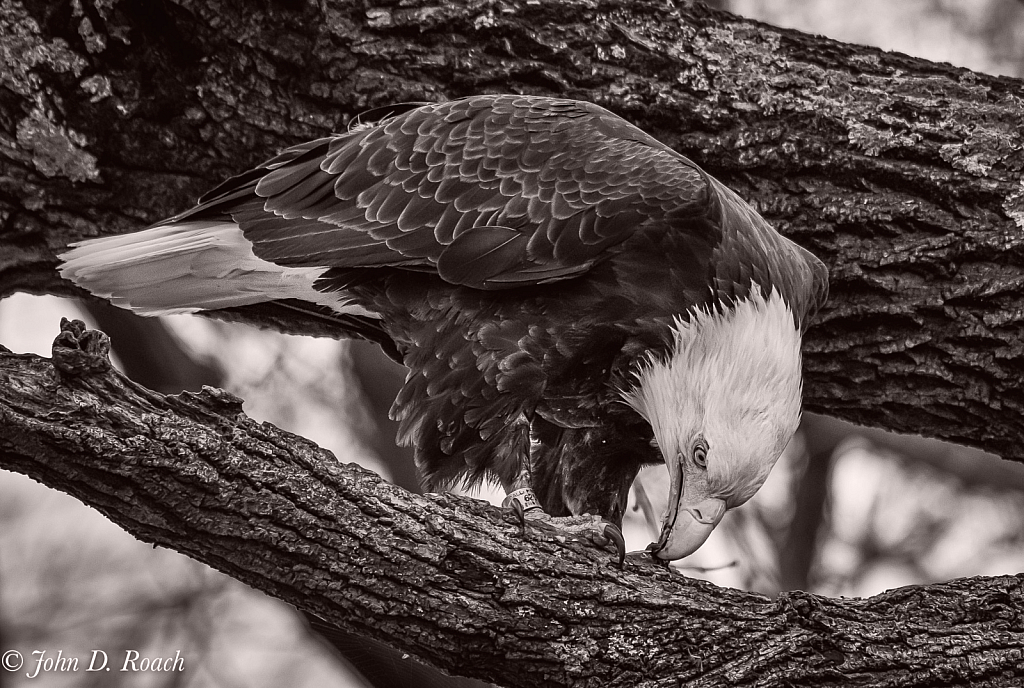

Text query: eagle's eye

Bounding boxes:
[692,438,709,468]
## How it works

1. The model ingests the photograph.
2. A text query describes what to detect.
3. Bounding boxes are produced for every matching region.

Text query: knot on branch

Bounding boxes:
[778,589,837,633]
[52,318,112,376]
[173,386,247,420]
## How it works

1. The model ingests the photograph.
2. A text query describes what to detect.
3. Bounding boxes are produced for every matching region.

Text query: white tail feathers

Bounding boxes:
[58,222,376,317]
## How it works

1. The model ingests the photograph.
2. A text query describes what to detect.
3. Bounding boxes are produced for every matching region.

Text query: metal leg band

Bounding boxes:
[503,487,542,512]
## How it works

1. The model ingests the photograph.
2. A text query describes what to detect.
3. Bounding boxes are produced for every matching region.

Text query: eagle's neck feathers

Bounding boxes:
[621,287,804,506]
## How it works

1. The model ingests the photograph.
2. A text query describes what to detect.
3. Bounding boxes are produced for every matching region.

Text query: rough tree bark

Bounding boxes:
[2,319,1023,688]
[3,0,1024,459]
[2,0,1024,685]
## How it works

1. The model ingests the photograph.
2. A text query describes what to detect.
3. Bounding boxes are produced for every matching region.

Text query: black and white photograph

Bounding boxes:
[2,1,1024,686]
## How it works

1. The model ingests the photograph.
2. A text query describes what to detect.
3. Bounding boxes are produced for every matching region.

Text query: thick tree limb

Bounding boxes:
[3,0,1024,457]
[1,320,1022,688]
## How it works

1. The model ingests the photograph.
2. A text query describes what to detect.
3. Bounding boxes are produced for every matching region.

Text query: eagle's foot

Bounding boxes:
[503,489,625,567]
[535,514,626,568]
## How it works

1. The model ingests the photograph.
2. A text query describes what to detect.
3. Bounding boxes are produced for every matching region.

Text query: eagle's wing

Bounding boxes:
[171,95,711,290]
[708,180,829,330]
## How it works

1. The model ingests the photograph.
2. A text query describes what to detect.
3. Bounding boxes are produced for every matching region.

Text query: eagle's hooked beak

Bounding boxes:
[649,455,727,561]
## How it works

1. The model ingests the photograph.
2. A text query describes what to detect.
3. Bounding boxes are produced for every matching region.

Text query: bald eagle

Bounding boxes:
[59,95,827,563]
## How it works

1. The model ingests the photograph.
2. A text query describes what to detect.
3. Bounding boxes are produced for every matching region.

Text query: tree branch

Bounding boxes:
[1,319,1022,687]
[3,0,1024,459]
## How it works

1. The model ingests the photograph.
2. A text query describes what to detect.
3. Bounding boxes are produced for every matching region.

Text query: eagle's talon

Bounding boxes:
[602,522,626,568]
[509,511,626,565]
[509,499,527,534]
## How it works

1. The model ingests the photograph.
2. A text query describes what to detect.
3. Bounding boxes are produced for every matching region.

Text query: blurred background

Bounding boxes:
[4,1,1024,686]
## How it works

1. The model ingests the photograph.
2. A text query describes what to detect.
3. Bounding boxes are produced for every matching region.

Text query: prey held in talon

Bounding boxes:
[59,95,828,565]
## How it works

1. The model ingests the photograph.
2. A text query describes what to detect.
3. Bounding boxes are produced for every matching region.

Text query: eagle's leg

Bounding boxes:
[501,415,626,567]
[501,416,546,522]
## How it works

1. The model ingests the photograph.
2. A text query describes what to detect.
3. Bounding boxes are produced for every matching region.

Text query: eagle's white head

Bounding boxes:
[622,286,804,560]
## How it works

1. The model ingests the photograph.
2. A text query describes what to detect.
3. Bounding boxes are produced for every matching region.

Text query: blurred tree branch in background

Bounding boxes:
[778,415,836,593]
[81,301,222,394]
[346,341,421,495]
[775,413,1021,596]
